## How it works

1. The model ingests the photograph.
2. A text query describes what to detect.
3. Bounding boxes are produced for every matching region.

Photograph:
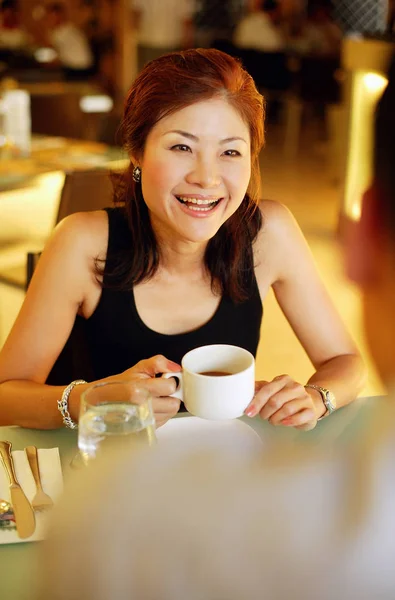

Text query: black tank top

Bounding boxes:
[84,207,263,380]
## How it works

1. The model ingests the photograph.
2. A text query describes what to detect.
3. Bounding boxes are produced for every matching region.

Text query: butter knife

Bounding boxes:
[0,441,36,539]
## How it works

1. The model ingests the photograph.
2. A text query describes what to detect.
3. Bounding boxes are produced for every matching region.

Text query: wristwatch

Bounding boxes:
[305,384,336,420]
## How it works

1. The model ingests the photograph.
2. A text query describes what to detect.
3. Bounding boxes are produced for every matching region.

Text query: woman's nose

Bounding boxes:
[186,159,221,189]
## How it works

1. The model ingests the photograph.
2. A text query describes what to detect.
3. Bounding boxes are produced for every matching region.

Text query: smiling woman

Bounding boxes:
[0,48,365,431]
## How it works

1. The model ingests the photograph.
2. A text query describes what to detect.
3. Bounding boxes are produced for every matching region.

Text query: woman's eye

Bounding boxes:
[223,149,241,157]
[171,144,192,152]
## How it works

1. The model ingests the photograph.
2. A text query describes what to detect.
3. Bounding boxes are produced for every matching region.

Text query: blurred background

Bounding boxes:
[0,0,394,397]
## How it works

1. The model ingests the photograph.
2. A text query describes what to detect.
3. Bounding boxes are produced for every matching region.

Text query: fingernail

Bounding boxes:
[282,418,293,426]
[245,407,256,418]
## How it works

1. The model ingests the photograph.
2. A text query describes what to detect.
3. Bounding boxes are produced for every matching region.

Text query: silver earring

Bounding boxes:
[132,166,141,183]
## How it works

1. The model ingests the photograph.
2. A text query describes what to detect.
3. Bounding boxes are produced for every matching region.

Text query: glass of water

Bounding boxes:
[78,381,156,465]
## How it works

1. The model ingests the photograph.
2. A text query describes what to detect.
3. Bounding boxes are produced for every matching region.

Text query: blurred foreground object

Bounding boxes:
[39,404,395,600]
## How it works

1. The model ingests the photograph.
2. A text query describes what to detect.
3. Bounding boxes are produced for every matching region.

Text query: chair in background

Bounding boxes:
[26,251,41,290]
[96,111,123,147]
[55,168,114,223]
[30,91,114,141]
[31,93,83,140]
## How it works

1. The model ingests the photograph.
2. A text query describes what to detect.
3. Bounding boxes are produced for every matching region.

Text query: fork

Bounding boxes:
[25,446,54,511]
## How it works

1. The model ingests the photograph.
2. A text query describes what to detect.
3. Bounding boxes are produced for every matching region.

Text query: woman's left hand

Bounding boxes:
[244,375,322,431]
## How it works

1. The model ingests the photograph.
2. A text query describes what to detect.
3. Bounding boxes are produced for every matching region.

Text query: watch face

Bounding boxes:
[325,390,336,411]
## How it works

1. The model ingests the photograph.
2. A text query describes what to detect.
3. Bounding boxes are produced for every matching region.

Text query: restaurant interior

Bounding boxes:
[1,0,395,597]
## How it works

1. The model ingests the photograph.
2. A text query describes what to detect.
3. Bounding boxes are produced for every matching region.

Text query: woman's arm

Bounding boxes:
[0,212,95,427]
[250,200,365,428]
[0,211,180,429]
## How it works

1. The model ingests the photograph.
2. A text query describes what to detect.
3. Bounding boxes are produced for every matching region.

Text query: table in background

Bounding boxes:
[0,135,127,193]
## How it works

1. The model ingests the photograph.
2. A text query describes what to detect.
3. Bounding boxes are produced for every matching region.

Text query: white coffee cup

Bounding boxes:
[162,344,255,420]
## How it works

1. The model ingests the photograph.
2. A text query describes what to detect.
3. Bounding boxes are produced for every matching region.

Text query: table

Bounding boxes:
[0,398,381,600]
[0,135,128,193]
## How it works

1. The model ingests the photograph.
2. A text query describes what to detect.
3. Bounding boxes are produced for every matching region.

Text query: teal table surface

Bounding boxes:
[0,397,383,599]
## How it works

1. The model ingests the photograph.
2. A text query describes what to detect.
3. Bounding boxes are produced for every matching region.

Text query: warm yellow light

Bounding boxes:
[363,73,388,94]
[350,201,362,222]
[344,70,389,223]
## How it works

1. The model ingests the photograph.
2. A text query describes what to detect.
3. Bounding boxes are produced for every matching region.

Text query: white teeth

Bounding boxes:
[186,204,212,212]
[178,196,220,205]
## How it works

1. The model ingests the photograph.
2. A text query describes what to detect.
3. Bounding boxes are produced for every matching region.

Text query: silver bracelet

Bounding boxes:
[57,379,87,429]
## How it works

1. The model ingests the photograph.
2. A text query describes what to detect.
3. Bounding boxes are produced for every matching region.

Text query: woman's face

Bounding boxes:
[139,97,252,246]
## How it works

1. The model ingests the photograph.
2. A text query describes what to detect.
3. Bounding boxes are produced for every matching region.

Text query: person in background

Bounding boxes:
[42,2,94,80]
[233,0,285,53]
[77,0,98,42]
[131,0,195,72]
[0,0,29,50]
[0,48,364,431]
[193,0,246,49]
[302,2,342,57]
[38,56,395,600]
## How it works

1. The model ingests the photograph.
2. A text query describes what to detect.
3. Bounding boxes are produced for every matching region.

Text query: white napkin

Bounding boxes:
[0,448,63,545]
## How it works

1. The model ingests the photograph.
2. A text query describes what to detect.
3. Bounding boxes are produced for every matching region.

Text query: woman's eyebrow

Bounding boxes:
[163,130,248,144]
[220,136,248,145]
[163,130,198,141]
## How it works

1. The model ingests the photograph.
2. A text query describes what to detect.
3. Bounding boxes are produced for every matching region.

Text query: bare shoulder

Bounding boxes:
[258,199,297,237]
[254,199,299,256]
[254,200,310,286]
[32,209,110,304]
[52,209,109,258]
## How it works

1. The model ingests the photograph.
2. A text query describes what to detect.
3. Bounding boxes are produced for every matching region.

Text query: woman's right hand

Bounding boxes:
[117,355,182,428]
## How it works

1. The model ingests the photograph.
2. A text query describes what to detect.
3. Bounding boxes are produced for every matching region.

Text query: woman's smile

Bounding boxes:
[174,194,225,215]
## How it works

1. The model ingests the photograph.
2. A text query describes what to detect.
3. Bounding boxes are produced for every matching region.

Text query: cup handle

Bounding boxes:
[161,372,183,400]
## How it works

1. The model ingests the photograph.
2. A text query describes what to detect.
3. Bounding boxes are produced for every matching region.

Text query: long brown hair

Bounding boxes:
[107,48,265,302]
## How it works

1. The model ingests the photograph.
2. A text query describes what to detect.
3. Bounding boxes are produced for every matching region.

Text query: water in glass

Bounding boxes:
[78,382,156,465]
